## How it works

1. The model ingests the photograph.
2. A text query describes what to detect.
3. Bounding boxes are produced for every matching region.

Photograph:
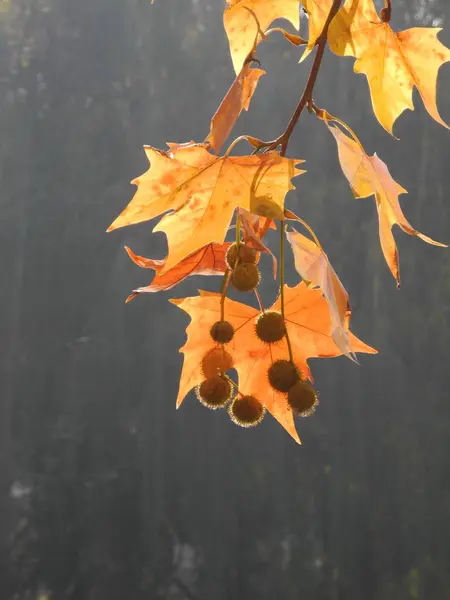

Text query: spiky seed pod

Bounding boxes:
[255,310,286,344]
[288,381,318,417]
[268,360,300,393]
[231,262,261,292]
[201,347,233,379]
[226,243,258,269]
[196,375,232,409]
[210,320,234,344]
[229,395,266,428]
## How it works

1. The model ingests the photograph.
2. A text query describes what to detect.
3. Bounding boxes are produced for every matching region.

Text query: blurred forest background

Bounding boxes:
[1,0,450,598]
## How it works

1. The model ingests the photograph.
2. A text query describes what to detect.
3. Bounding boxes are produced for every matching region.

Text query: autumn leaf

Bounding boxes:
[206,63,266,154]
[224,0,300,74]
[108,142,304,273]
[285,226,355,360]
[239,209,278,277]
[124,242,231,301]
[300,0,333,62]
[328,123,447,285]
[328,0,450,134]
[171,283,376,443]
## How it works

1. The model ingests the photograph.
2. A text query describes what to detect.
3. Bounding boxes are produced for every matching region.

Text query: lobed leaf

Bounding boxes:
[108,142,304,273]
[328,0,450,133]
[285,227,355,360]
[171,283,376,443]
[328,123,447,285]
[124,242,231,300]
[300,0,333,62]
[206,63,266,154]
[224,0,300,74]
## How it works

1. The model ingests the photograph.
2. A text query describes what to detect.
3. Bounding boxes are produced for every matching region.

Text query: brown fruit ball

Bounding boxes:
[201,348,233,379]
[268,360,299,393]
[210,320,234,344]
[231,262,261,292]
[288,381,318,416]
[228,395,266,428]
[196,375,232,409]
[226,243,258,269]
[255,311,286,344]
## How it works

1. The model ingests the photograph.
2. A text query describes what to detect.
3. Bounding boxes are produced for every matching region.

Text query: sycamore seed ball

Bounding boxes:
[226,243,258,269]
[196,375,232,409]
[255,311,286,344]
[231,262,261,292]
[229,395,266,428]
[288,381,318,416]
[210,320,234,344]
[268,360,300,393]
[201,348,233,379]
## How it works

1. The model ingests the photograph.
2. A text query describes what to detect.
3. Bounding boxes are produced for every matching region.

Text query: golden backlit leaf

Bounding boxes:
[224,0,300,74]
[328,0,450,133]
[171,283,376,443]
[108,142,304,273]
[328,123,447,285]
[206,63,266,154]
[285,227,355,360]
[300,0,333,62]
[124,242,231,300]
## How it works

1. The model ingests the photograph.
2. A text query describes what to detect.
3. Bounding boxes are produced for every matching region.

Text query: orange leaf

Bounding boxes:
[108,142,304,273]
[206,63,266,154]
[328,0,450,133]
[224,0,300,74]
[124,242,231,299]
[285,227,354,360]
[171,283,376,443]
[239,209,278,277]
[328,123,447,285]
[300,0,333,62]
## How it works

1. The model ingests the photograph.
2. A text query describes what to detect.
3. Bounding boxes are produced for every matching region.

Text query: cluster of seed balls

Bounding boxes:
[195,242,318,428]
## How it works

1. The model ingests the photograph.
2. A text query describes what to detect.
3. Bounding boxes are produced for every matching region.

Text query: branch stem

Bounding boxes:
[259,0,342,156]
[279,224,294,363]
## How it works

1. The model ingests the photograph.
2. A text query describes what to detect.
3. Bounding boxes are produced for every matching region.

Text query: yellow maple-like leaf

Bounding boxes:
[108,142,304,273]
[224,0,300,74]
[206,63,266,154]
[328,0,450,134]
[328,123,447,284]
[300,0,333,62]
[171,283,376,443]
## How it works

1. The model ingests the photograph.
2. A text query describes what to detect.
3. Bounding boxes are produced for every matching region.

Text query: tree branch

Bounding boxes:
[259,0,343,156]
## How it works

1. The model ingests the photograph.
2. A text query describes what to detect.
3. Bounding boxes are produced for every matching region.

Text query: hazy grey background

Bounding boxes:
[1,0,450,598]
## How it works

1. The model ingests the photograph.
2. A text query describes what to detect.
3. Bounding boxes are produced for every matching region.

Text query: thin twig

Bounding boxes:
[258,0,343,156]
